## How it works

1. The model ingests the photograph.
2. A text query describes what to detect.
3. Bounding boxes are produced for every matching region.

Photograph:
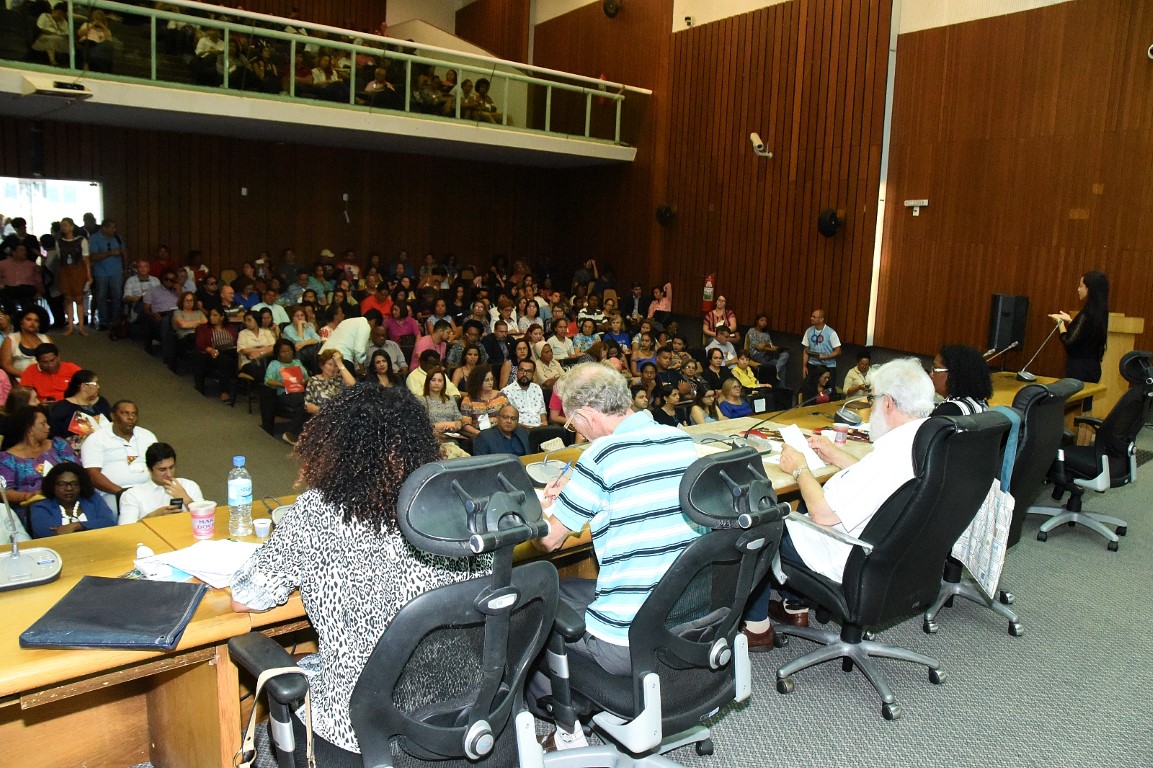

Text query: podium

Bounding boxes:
[1095,312,1145,415]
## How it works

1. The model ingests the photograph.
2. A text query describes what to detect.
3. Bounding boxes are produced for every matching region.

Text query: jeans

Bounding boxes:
[92,273,121,328]
[744,531,805,622]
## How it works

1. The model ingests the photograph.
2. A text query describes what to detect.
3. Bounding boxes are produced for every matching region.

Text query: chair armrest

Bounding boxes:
[786,511,874,555]
[552,600,585,642]
[1073,416,1103,430]
[227,632,310,704]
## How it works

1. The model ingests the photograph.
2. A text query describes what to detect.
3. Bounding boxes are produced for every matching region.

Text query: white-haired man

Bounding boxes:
[742,357,936,646]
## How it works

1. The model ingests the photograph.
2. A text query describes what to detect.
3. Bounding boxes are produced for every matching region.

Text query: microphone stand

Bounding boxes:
[1016,322,1061,383]
[0,477,63,592]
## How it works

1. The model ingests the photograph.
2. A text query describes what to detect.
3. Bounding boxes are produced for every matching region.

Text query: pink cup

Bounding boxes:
[189,501,217,540]
[833,424,849,445]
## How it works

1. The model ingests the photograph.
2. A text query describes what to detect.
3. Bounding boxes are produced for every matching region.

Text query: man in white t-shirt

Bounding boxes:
[80,400,158,512]
[501,359,547,427]
[117,442,204,525]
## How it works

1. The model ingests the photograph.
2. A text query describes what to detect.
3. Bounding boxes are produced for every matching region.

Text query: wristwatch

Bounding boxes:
[792,467,805,480]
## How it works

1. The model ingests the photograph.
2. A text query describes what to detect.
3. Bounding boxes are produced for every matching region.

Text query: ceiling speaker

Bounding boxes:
[818,208,842,237]
[656,204,676,227]
[603,0,621,19]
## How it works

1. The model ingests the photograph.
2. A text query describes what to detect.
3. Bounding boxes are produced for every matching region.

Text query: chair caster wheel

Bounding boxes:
[881,702,902,720]
[695,739,714,756]
[1037,531,1048,542]
[776,677,795,694]
[1067,520,1076,527]
[929,668,946,685]
[923,619,939,634]
[1116,526,1127,537]
[1107,540,1119,552]
[1009,622,1024,637]
[999,590,1014,605]
[863,630,876,641]
[773,634,788,648]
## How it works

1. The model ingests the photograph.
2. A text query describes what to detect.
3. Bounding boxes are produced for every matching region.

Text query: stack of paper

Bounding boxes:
[137,540,261,589]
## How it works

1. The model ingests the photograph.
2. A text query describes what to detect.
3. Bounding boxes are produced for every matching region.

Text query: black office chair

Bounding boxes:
[229,455,558,768]
[1031,351,1153,551]
[532,447,789,765]
[774,412,1012,720]
[923,379,1083,636]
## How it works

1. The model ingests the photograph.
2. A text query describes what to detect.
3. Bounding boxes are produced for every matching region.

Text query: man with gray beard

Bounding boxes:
[742,358,935,645]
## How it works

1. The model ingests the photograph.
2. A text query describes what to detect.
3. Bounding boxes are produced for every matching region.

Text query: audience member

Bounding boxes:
[305,349,357,417]
[407,350,460,398]
[0,243,44,317]
[364,323,407,378]
[81,400,157,511]
[47,369,110,448]
[501,359,547,427]
[746,313,790,387]
[930,344,992,416]
[122,260,160,324]
[842,351,871,398]
[237,311,276,380]
[172,291,207,364]
[446,321,488,369]
[801,308,841,403]
[28,461,116,538]
[20,344,79,403]
[702,295,738,342]
[142,270,181,366]
[472,404,530,456]
[534,343,564,389]
[450,343,482,389]
[704,325,739,367]
[0,406,77,504]
[88,219,126,330]
[689,387,724,424]
[651,384,684,427]
[254,288,291,324]
[117,442,205,525]
[647,281,672,323]
[0,308,50,380]
[320,310,381,371]
[459,364,509,436]
[363,350,394,388]
[265,338,309,444]
[194,306,240,397]
[359,282,392,318]
[717,378,752,419]
[409,319,451,371]
[420,366,470,441]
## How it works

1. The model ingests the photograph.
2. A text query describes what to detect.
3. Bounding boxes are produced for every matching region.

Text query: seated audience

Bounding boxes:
[746,313,790,387]
[194,307,240,399]
[501,359,547,427]
[48,370,110,448]
[420,367,471,457]
[320,309,382,371]
[547,317,578,363]
[172,291,207,367]
[459,364,510,437]
[363,350,395,388]
[704,325,739,367]
[231,384,478,759]
[0,407,77,504]
[701,347,728,392]
[1,308,51,380]
[630,384,650,413]
[842,351,872,398]
[142,270,181,365]
[383,302,422,342]
[364,323,407,378]
[651,384,684,427]
[81,400,158,511]
[409,319,452,371]
[265,338,309,445]
[446,321,488,369]
[703,295,738,342]
[689,387,724,424]
[28,461,116,538]
[20,344,80,403]
[717,378,752,419]
[451,343,482,390]
[407,350,461,398]
[534,343,564,389]
[117,443,205,525]
[305,349,357,416]
[472,404,530,456]
[499,339,533,388]
[254,288,291,325]
[0,243,44,317]
[930,344,992,416]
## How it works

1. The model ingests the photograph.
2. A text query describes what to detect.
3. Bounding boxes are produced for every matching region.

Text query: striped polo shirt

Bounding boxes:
[550,410,704,646]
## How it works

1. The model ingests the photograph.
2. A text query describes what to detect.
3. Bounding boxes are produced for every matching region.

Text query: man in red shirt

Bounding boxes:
[19,344,80,403]
[359,283,392,318]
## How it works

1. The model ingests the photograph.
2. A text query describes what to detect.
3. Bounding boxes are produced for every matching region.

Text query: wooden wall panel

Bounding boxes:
[0,121,558,276]
[455,0,530,62]
[661,0,890,344]
[878,0,1153,377]
[227,1,387,35]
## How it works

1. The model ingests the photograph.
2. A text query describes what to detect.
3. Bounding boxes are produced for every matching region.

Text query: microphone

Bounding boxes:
[981,348,997,359]
[833,395,869,426]
[0,476,63,592]
[984,340,1019,364]
[1016,321,1062,382]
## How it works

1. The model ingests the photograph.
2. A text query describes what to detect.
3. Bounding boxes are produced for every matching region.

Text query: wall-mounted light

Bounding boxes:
[749,132,772,158]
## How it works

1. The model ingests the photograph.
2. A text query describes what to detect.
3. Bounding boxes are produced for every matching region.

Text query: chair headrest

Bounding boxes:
[1013,377,1083,411]
[679,447,786,529]
[396,455,549,558]
[1120,350,1153,387]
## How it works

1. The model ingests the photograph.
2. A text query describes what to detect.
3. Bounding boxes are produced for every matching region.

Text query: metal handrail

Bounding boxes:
[45,0,645,144]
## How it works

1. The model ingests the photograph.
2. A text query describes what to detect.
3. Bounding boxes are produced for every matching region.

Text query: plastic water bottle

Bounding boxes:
[227,455,253,536]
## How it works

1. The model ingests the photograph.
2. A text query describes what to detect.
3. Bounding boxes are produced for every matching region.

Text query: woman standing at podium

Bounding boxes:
[1050,271,1109,383]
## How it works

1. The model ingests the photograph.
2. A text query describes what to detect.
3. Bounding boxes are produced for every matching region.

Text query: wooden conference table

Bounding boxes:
[0,373,1101,767]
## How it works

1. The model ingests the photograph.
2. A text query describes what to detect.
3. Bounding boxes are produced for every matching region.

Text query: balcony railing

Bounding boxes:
[0,0,649,147]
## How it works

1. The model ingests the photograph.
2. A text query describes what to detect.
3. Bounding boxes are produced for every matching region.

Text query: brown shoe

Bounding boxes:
[768,599,810,628]
[741,623,776,652]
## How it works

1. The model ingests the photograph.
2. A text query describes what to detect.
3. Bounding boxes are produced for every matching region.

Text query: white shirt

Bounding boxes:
[501,381,546,426]
[321,317,371,366]
[406,367,460,398]
[80,426,158,509]
[118,477,204,525]
[785,418,926,582]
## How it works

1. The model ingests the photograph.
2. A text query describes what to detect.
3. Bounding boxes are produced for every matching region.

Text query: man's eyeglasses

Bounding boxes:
[563,410,583,433]
[927,366,948,374]
[867,393,897,408]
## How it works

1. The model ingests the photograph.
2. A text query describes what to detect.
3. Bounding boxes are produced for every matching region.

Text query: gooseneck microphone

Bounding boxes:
[1016,321,1062,383]
[984,340,1019,364]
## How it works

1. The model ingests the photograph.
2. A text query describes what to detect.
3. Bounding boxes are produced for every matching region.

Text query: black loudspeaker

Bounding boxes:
[655,204,676,227]
[817,208,842,237]
[988,294,1029,351]
[603,0,621,18]
[30,122,44,177]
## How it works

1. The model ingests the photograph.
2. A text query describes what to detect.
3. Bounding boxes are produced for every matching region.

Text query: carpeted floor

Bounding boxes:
[71,332,1150,768]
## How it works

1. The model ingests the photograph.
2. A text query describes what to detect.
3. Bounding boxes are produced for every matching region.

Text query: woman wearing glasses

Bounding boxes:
[47,369,110,448]
[28,461,116,537]
[928,344,992,416]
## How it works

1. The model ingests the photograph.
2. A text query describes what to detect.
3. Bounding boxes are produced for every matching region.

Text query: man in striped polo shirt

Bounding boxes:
[538,362,705,677]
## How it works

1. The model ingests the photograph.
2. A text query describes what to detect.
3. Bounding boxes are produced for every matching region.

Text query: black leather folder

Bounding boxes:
[19,576,208,651]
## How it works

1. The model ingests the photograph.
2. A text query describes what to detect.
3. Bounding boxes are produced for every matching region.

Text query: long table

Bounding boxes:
[0,373,1102,766]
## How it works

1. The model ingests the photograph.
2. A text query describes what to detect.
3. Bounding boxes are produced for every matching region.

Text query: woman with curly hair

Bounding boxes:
[459,364,509,438]
[27,461,116,537]
[930,344,992,416]
[231,384,483,759]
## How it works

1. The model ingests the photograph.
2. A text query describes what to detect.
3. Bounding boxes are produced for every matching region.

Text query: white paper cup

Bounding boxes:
[253,519,272,539]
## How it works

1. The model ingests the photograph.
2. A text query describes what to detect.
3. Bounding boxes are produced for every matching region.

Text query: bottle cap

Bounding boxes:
[233,455,245,467]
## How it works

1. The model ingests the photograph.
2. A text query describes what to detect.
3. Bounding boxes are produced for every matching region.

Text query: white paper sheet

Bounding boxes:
[779,424,826,470]
[139,539,261,589]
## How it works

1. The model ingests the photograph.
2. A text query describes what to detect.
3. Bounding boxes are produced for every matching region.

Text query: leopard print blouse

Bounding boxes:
[230,489,482,753]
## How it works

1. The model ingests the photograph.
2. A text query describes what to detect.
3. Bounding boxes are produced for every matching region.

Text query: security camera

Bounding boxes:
[749,132,765,153]
[1148,42,1153,59]
[684,16,693,27]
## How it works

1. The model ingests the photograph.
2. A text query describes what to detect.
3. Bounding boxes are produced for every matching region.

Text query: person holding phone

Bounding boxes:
[117,442,203,525]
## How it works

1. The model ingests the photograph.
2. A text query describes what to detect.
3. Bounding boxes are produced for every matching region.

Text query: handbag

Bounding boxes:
[950,406,1021,599]
[235,665,315,768]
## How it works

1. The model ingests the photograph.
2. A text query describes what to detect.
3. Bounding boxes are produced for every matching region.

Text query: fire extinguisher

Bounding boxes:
[701,274,715,313]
